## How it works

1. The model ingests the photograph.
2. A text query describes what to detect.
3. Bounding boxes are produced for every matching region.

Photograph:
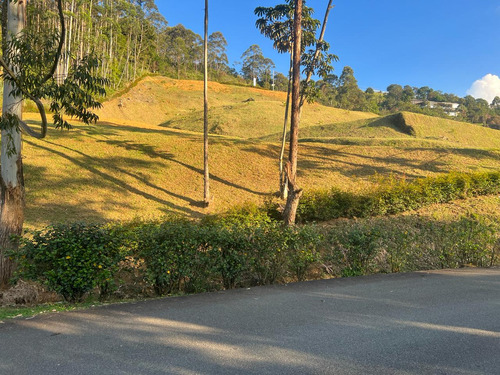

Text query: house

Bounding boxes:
[411,100,460,117]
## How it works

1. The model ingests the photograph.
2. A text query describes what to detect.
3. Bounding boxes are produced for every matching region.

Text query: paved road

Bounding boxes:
[1,268,499,375]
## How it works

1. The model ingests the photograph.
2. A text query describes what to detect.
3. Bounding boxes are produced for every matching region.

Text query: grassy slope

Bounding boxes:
[96,76,377,139]
[18,77,500,228]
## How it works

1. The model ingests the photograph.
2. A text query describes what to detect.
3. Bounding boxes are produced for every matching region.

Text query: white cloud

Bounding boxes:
[466,74,500,103]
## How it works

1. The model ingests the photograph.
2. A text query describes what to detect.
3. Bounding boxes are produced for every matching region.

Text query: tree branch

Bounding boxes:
[299,0,334,108]
[42,0,66,85]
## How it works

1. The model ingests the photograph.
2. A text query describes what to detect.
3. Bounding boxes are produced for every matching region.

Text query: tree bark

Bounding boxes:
[0,0,26,288]
[203,0,210,206]
[283,0,303,226]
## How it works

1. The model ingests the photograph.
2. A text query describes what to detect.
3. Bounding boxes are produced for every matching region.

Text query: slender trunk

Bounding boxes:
[283,0,303,226]
[64,0,75,80]
[108,3,113,79]
[279,53,293,199]
[87,0,93,55]
[299,0,334,109]
[203,0,210,206]
[0,0,26,287]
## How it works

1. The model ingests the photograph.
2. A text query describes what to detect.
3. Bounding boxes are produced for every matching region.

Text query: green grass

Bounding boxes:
[0,301,99,321]
[401,112,500,148]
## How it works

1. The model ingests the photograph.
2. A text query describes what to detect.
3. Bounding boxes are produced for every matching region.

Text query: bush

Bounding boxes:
[434,215,498,268]
[12,208,499,304]
[323,223,380,277]
[135,219,216,295]
[15,223,125,302]
[287,225,322,281]
[246,223,290,285]
[320,214,500,277]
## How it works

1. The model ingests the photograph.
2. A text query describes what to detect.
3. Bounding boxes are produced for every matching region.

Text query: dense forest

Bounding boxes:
[17,0,500,127]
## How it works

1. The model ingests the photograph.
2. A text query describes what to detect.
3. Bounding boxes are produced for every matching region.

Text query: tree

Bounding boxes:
[384,83,403,110]
[416,86,432,100]
[208,31,228,73]
[203,0,210,206]
[240,44,275,84]
[335,66,366,110]
[161,24,202,78]
[0,0,107,286]
[255,0,336,199]
[282,0,303,226]
[273,72,289,91]
[281,0,335,225]
[402,85,415,102]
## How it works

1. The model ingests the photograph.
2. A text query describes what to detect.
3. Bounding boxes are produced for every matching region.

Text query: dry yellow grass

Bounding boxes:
[16,77,500,228]
[97,76,377,139]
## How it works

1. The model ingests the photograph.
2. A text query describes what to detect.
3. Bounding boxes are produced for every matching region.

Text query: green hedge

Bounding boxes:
[14,223,126,302]
[12,212,499,303]
[295,171,500,222]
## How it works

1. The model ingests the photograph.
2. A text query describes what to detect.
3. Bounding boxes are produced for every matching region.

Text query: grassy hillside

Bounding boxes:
[401,112,500,148]
[15,77,500,228]
[97,76,377,139]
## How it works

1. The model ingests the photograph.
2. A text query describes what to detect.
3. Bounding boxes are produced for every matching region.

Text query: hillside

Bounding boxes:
[16,77,500,228]
[97,76,377,139]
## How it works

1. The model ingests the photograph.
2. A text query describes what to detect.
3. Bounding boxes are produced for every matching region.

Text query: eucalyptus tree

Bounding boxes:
[208,31,228,74]
[161,24,202,77]
[240,44,275,85]
[0,0,107,286]
[255,0,336,200]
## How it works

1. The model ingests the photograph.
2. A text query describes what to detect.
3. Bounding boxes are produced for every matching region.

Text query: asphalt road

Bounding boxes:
[1,268,499,375]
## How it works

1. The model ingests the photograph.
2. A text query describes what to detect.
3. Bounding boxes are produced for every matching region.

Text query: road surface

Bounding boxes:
[1,268,499,374]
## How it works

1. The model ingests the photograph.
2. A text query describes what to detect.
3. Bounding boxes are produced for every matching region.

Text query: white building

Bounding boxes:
[411,100,460,117]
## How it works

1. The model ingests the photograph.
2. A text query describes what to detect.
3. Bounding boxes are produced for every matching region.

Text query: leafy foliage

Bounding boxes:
[13,223,125,302]
[2,28,108,130]
[12,211,499,303]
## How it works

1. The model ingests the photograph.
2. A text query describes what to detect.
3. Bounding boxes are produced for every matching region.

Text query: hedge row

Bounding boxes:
[293,171,500,223]
[13,213,500,302]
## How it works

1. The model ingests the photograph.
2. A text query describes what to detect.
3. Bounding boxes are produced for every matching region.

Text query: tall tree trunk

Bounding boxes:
[203,0,210,206]
[64,0,75,80]
[279,53,293,199]
[0,0,26,287]
[283,0,303,226]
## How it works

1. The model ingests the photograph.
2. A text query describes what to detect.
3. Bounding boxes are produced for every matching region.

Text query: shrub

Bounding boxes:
[320,214,500,278]
[246,223,289,285]
[434,215,498,268]
[135,219,216,295]
[15,223,125,302]
[322,223,380,277]
[286,225,322,281]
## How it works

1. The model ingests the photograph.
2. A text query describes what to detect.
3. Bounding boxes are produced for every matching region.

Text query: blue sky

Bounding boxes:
[157,0,500,99]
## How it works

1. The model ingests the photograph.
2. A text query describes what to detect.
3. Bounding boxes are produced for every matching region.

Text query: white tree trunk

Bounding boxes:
[0,0,26,287]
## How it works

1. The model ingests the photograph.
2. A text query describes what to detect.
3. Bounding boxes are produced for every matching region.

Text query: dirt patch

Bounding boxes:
[0,280,59,306]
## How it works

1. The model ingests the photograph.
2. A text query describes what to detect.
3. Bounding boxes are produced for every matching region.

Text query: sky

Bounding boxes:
[156,0,500,101]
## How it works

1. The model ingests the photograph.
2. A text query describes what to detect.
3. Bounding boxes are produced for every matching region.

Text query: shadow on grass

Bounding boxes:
[100,139,269,197]
[24,139,200,217]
